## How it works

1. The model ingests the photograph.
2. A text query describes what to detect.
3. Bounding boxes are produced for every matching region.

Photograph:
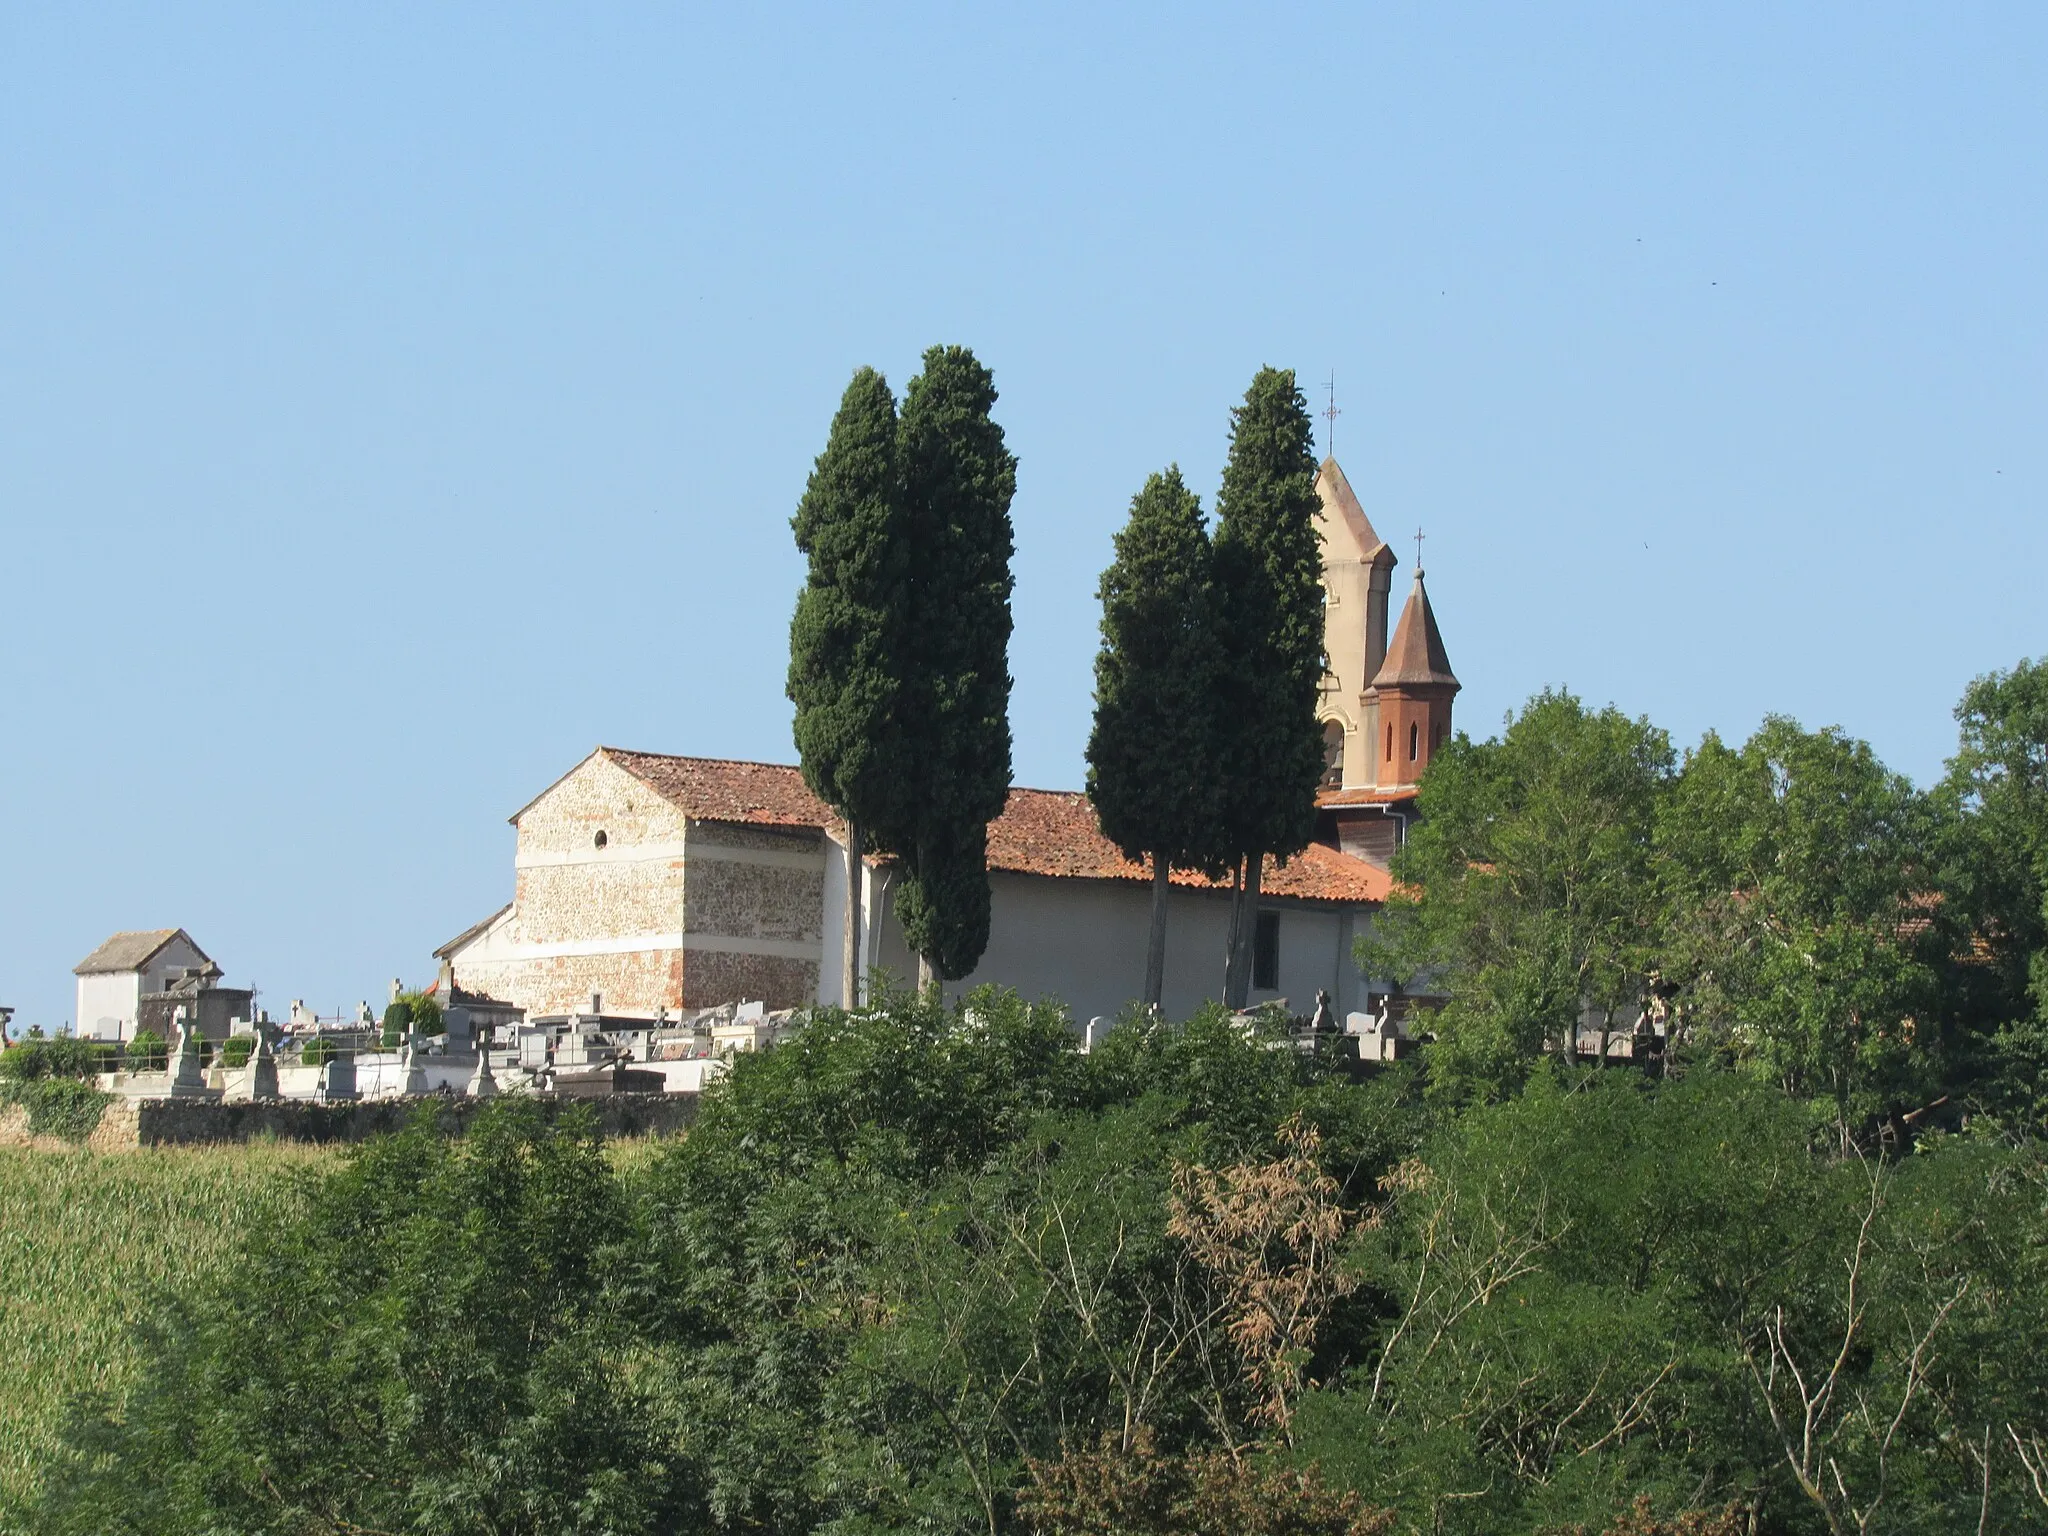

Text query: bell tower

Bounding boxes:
[1312,458,1397,788]
[1367,563,1459,788]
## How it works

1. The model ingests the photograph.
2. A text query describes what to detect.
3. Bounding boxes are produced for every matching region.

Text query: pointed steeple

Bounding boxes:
[1370,568,1459,692]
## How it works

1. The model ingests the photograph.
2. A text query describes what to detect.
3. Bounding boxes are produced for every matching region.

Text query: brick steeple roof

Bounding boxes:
[1370,569,1459,691]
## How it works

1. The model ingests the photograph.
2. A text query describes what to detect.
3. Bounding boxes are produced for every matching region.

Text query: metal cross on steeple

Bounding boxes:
[1322,371,1340,459]
[1413,526,1426,574]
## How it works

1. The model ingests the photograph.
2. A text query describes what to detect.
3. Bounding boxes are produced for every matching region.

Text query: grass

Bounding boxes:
[0,1141,337,1517]
[0,1127,682,1520]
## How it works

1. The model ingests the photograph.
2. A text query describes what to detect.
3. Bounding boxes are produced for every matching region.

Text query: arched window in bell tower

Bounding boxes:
[1321,720,1345,788]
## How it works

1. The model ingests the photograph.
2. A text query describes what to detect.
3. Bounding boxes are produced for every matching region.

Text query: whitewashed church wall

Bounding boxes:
[869,872,1372,1026]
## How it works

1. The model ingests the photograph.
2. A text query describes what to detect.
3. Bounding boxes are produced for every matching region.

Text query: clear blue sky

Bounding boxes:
[2,3,2042,1031]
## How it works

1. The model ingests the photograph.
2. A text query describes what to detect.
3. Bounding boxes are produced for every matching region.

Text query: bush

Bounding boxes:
[218,1037,254,1070]
[125,1030,166,1072]
[300,1037,337,1068]
[0,1038,104,1083]
[379,1001,411,1048]
[3,1078,109,1141]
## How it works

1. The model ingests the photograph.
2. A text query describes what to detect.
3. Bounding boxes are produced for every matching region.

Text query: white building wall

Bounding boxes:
[76,972,141,1041]
[869,871,1372,1025]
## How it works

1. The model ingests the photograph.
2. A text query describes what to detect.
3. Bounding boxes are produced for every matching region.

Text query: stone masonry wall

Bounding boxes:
[681,820,825,1009]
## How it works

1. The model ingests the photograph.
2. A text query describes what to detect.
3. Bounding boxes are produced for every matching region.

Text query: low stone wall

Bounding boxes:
[6,1093,696,1151]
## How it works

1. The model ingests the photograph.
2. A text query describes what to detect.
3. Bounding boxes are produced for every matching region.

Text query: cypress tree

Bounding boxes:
[788,367,909,1007]
[1086,467,1226,1008]
[1210,368,1325,1007]
[893,345,1019,985]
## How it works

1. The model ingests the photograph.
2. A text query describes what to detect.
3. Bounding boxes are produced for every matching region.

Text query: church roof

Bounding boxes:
[1314,458,1395,566]
[582,751,1389,905]
[988,787,1391,903]
[1370,570,1459,691]
[73,928,205,976]
[603,749,835,828]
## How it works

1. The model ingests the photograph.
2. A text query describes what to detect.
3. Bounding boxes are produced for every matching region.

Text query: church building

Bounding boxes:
[435,458,1459,1027]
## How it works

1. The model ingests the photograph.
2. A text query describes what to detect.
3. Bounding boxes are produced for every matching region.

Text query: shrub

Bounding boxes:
[2,1078,109,1141]
[218,1037,254,1070]
[402,990,444,1038]
[125,1030,166,1072]
[380,1001,412,1048]
[300,1037,337,1068]
[0,1038,103,1083]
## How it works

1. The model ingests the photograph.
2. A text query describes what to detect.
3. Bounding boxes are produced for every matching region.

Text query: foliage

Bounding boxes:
[1088,466,1227,1004]
[0,1143,333,1524]
[27,1103,695,1536]
[123,1030,165,1071]
[889,344,1019,980]
[22,980,2048,1536]
[1936,658,2048,1123]
[380,998,412,1047]
[217,1035,254,1069]
[298,1035,337,1067]
[1168,1113,1361,1433]
[0,1037,105,1082]
[1365,690,1675,1101]
[1018,1430,1394,1536]
[1659,719,1937,1121]
[1295,1071,2048,1533]
[2,1079,109,1140]
[789,366,910,995]
[1208,369,1335,1004]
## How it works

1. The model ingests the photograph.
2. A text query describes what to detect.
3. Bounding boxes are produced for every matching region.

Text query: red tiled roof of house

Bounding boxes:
[591,751,1389,905]
[1317,785,1420,808]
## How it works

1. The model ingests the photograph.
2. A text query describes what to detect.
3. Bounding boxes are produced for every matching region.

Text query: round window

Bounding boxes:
[594,830,609,849]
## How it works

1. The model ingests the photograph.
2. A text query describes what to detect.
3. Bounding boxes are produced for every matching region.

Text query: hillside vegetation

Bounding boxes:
[0,1144,332,1517]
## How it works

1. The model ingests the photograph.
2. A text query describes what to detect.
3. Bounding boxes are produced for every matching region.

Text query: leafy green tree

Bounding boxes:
[380,998,412,1047]
[1088,467,1227,1006]
[1210,369,1326,1007]
[789,366,910,1007]
[1935,659,2048,1121]
[1659,718,1938,1124]
[1362,691,1675,1101]
[892,344,1019,985]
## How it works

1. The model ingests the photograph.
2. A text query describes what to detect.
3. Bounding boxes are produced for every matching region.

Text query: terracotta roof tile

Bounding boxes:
[1317,786,1421,808]
[988,787,1390,902]
[590,752,1389,905]
[603,749,838,829]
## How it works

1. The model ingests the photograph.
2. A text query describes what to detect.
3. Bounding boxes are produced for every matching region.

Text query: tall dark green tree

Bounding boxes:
[1087,467,1226,1008]
[891,345,1019,986]
[1209,369,1326,1008]
[788,367,909,1007]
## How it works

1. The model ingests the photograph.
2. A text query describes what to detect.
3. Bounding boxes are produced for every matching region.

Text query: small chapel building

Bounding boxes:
[436,457,1459,1026]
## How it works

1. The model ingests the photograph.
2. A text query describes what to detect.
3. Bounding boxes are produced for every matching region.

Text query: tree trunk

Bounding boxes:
[842,815,862,1010]
[917,951,936,994]
[1228,854,1265,1009]
[1144,854,1170,1008]
[1222,855,1248,1004]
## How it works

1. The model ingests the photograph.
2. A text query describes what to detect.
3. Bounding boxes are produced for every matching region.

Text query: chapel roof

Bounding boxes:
[578,751,1389,905]
[1370,569,1460,691]
[73,928,206,977]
